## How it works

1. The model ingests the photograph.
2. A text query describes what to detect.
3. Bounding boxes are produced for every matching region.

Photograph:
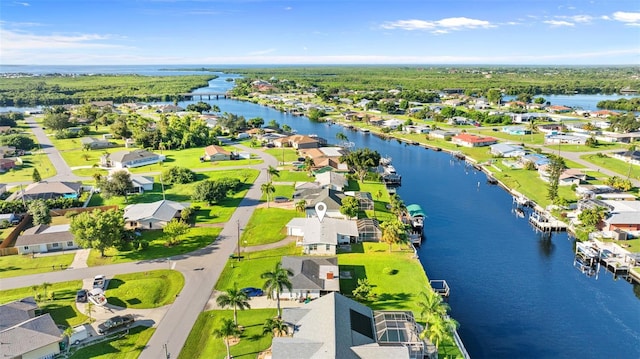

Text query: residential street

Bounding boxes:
[0,144,278,358]
[24,115,80,182]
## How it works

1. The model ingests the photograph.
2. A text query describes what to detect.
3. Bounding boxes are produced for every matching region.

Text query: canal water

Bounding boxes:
[193,74,640,358]
[2,68,639,358]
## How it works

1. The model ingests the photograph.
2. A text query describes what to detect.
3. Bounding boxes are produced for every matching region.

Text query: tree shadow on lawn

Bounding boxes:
[41,303,79,327]
[106,296,128,308]
[107,278,125,290]
[372,292,413,310]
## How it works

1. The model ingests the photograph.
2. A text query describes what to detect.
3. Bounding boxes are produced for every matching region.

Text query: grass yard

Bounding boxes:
[0,153,57,183]
[179,309,277,359]
[0,253,75,279]
[491,164,578,207]
[0,280,87,327]
[260,184,295,202]
[87,227,221,266]
[274,170,315,183]
[265,148,299,163]
[345,180,395,222]
[68,325,155,359]
[215,243,300,291]
[242,208,302,246]
[581,154,640,180]
[106,270,184,308]
[338,242,429,313]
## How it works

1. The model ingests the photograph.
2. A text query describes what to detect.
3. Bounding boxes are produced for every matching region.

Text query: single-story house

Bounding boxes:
[271,292,434,359]
[0,298,62,359]
[452,133,498,147]
[520,154,550,168]
[490,143,526,158]
[344,191,374,211]
[404,125,430,134]
[15,224,77,255]
[101,149,165,169]
[286,216,358,255]
[0,158,16,171]
[502,126,532,136]
[602,200,640,233]
[81,137,112,149]
[0,145,16,157]
[429,130,457,139]
[6,181,82,201]
[275,135,320,149]
[544,134,587,145]
[538,166,587,186]
[447,116,471,126]
[316,171,348,192]
[300,189,347,220]
[382,119,404,130]
[131,175,154,193]
[600,132,640,144]
[203,144,232,161]
[610,150,640,166]
[123,200,190,230]
[547,105,573,113]
[278,256,340,300]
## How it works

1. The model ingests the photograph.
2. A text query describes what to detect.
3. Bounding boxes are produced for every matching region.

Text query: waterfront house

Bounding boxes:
[101,149,165,169]
[382,119,404,130]
[490,143,526,158]
[356,218,382,242]
[299,188,346,219]
[81,137,112,149]
[501,126,532,136]
[601,200,640,234]
[271,292,435,359]
[610,150,640,166]
[274,135,320,149]
[278,256,340,300]
[538,166,586,186]
[520,154,550,169]
[0,298,62,359]
[203,144,232,161]
[447,116,471,126]
[123,200,189,230]
[429,130,457,139]
[345,191,374,211]
[547,105,573,113]
[316,171,348,191]
[286,217,358,255]
[7,181,82,201]
[452,133,498,147]
[589,110,619,118]
[15,224,77,254]
[600,132,640,143]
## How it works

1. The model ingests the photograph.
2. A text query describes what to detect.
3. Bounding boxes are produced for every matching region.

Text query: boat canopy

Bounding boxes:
[407,204,426,218]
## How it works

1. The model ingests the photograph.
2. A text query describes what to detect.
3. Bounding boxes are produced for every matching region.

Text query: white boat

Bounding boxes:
[380,156,392,166]
[87,288,108,307]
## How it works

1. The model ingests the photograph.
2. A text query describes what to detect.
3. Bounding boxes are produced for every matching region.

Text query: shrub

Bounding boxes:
[383,267,398,275]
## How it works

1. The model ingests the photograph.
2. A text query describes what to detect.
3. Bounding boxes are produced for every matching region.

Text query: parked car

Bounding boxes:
[241,287,264,297]
[93,275,107,290]
[69,325,89,345]
[75,289,87,303]
[274,196,290,203]
[98,314,135,334]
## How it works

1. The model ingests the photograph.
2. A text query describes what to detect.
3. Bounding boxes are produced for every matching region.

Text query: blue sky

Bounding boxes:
[1,0,639,65]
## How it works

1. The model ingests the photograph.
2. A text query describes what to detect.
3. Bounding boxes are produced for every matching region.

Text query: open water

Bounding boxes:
[2,66,639,358]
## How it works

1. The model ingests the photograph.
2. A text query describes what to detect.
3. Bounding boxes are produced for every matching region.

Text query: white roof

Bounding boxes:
[318,147,345,157]
[123,200,188,222]
[287,217,358,245]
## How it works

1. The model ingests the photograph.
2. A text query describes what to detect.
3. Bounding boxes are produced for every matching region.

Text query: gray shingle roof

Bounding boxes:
[15,224,74,247]
[123,200,189,222]
[0,297,37,331]
[281,256,338,291]
[108,149,159,164]
[0,314,61,358]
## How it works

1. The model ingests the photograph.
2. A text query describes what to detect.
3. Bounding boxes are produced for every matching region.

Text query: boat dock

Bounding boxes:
[429,280,450,298]
[573,239,639,283]
[528,211,567,232]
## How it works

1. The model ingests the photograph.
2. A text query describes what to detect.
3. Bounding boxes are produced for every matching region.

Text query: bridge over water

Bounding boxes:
[180,92,229,100]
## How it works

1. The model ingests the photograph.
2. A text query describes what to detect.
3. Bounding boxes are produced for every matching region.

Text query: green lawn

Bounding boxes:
[491,164,578,207]
[0,253,75,279]
[345,180,395,222]
[87,227,221,266]
[215,243,300,291]
[0,280,88,327]
[179,309,277,359]
[106,270,184,308]
[581,154,640,180]
[242,208,302,246]
[260,184,295,202]
[274,170,315,182]
[0,153,57,183]
[265,148,299,163]
[68,326,155,359]
[338,242,429,313]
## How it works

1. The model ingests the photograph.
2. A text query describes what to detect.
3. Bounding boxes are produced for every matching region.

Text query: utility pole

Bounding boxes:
[163,343,170,359]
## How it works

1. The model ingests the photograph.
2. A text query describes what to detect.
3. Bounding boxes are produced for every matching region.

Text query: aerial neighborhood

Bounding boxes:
[0,68,639,359]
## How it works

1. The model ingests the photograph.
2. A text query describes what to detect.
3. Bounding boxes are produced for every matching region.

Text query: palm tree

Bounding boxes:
[303,157,315,176]
[216,286,251,326]
[336,132,348,147]
[389,194,406,218]
[42,282,51,300]
[267,165,280,182]
[295,200,307,213]
[420,316,459,350]
[380,219,408,252]
[261,262,293,318]
[261,182,275,208]
[213,318,241,359]
[263,317,289,337]
[417,290,449,323]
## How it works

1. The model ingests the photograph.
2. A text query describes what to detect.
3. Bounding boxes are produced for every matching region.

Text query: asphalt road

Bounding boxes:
[0,144,278,358]
[24,116,80,182]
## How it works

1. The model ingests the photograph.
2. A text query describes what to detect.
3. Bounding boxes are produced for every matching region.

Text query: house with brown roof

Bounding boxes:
[275,135,320,149]
[15,224,77,254]
[0,158,16,171]
[203,144,232,161]
[278,256,340,300]
[0,297,62,359]
[7,181,82,201]
[452,133,498,147]
[547,105,572,113]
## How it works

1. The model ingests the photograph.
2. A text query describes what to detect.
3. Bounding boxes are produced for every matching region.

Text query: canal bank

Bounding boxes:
[192,76,639,358]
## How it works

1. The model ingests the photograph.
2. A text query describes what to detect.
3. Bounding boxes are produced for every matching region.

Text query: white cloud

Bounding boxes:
[612,11,640,25]
[381,17,494,33]
[0,29,124,50]
[247,48,276,56]
[570,15,592,23]
[284,6,292,11]
[544,20,574,27]
[13,2,30,6]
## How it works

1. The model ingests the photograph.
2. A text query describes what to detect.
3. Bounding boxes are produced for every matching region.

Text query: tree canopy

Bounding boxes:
[340,148,381,182]
[70,209,124,257]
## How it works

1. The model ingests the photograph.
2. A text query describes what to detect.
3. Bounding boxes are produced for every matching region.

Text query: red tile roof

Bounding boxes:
[452,133,497,143]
